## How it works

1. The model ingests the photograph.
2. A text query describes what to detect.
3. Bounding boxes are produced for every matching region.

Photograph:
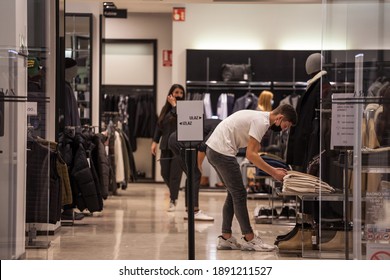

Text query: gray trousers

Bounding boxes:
[206,147,253,235]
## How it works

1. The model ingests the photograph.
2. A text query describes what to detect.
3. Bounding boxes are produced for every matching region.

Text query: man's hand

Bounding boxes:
[272,167,288,182]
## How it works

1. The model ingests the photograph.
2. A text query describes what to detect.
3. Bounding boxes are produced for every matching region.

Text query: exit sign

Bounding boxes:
[172,7,185,22]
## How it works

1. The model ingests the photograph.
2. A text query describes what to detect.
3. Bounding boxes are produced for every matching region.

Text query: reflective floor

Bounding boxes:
[25,183,304,260]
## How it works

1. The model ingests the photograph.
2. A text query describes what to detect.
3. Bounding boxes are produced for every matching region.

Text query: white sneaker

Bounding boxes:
[241,236,277,252]
[92,211,103,217]
[217,235,241,250]
[167,201,176,212]
[184,210,214,221]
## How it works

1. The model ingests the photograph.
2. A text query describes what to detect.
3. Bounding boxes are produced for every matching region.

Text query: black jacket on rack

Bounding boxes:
[70,133,103,213]
[58,131,104,212]
[232,92,258,113]
[133,92,157,138]
[26,139,61,224]
[91,133,110,199]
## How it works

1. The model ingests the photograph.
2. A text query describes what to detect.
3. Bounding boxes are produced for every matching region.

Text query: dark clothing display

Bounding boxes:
[91,134,110,199]
[286,73,332,171]
[103,91,156,152]
[70,135,103,213]
[285,71,343,223]
[26,139,61,224]
[57,130,105,213]
[63,81,81,127]
[232,92,258,113]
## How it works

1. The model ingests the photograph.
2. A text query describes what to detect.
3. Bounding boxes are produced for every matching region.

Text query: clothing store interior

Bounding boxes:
[1,0,390,261]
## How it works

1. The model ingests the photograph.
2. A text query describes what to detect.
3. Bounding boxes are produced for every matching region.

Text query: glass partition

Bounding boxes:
[65,13,93,125]
[314,0,390,260]
[0,46,53,260]
[0,48,28,260]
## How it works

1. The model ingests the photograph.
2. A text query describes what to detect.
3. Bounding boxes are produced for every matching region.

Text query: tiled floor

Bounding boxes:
[25,183,306,260]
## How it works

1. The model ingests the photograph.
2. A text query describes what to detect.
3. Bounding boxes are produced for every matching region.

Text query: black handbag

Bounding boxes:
[221,64,252,82]
[306,150,326,176]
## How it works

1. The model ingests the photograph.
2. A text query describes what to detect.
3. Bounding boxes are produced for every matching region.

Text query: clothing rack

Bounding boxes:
[102,85,154,96]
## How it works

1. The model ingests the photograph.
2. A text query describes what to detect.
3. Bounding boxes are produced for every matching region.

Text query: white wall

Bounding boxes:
[172,3,390,85]
[104,13,172,111]
[323,3,390,50]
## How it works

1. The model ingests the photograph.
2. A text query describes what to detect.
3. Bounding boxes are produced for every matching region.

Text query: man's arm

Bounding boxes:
[246,136,287,181]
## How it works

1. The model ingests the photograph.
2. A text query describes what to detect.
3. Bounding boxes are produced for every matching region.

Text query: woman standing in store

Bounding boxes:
[257,90,274,112]
[247,90,275,193]
[151,84,185,212]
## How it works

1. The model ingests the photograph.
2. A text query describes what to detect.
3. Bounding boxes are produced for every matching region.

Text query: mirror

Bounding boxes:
[65,13,92,125]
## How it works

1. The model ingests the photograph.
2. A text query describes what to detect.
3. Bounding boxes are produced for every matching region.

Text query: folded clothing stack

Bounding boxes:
[282,170,335,194]
[256,155,291,176]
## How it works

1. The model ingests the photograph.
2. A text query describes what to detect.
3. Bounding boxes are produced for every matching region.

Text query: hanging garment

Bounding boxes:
[217,93,228,119]
[91,133,110,199]
[26,139,61,224]
[70,134,103,213]
[227,93,235,116]
[203,93,213,119]
[120,131,137,182]
[232,92,258,113]
[56,153,73,206]
[280,94,300,110]
[114,130,125,183]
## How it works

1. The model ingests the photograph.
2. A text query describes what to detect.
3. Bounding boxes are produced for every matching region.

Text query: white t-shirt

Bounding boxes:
[206,110,270,157]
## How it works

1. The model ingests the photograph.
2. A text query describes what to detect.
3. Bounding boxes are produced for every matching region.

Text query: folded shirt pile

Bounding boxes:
[282,170,335,194]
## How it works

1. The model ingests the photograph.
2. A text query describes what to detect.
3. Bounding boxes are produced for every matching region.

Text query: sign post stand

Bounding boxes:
[176,100,204,260]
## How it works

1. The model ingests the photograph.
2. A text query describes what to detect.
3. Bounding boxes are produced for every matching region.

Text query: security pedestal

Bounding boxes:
[185,148,197,260]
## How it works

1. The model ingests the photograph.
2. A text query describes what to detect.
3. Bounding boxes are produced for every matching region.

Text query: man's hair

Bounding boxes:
[272,104,298,126]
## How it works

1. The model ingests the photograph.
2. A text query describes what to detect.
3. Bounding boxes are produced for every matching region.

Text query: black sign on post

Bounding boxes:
[176,101,204,260]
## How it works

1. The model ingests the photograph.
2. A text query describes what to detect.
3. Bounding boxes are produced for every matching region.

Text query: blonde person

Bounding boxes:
[257,90,274,112]
[246,90,274,191]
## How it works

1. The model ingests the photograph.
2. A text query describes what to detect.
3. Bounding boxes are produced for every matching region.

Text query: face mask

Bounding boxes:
[175,96,184,101]
[271,100,274,106]
[269,124,282,132]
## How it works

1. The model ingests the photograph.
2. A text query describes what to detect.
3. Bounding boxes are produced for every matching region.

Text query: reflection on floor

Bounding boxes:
[25,183,305,260]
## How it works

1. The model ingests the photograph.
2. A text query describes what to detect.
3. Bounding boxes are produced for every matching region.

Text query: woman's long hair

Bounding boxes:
[258,90,274,112]
[157,84,185,127]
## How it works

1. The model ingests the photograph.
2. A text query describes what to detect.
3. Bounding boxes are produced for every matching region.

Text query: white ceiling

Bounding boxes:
[72,0,389,13]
